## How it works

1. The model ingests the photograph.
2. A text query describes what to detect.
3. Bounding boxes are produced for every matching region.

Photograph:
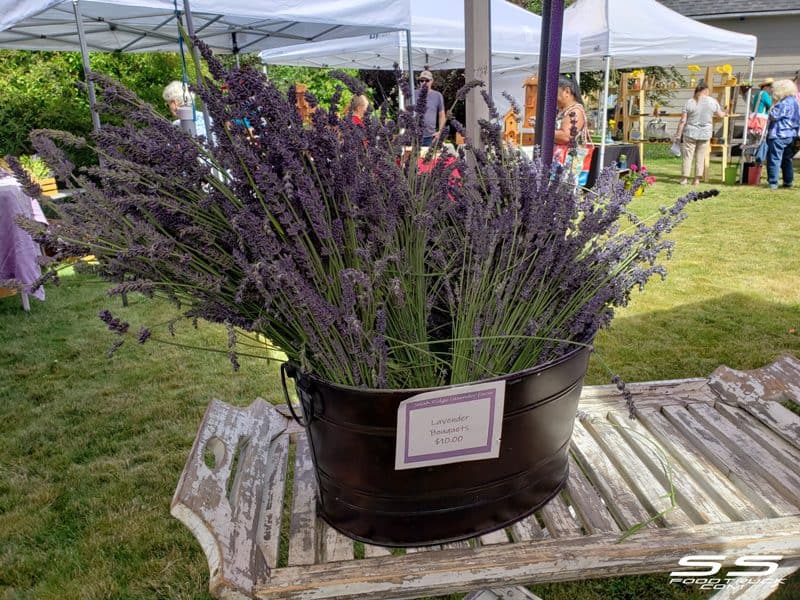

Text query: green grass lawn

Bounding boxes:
[1,149,798,599]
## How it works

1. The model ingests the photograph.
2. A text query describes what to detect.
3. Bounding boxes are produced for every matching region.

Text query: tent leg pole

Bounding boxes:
[576,56,580,87]
[232,32,240,67]
[406,29,415,105]
[72,0,101,133]
[464,0,491,148]
[598,55,611,180]
[397,31,405,112]
[183,0,213,144]
[741,57,755,145]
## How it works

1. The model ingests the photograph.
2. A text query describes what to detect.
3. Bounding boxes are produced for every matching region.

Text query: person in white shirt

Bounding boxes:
[162,80,209,139]
[674,83,726,185]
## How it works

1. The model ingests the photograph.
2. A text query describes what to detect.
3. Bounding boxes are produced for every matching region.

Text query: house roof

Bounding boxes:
[659,0,800,18]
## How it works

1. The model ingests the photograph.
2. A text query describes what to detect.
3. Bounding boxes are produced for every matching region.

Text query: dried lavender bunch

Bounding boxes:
[27,40,716,389]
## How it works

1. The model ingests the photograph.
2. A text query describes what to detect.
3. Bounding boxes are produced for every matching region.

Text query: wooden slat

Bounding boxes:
[275,404,311,435]
[709,355,800,407]
[363,544,392,558]
[320,523,354,563]
[259,432,291,572]
[509,516,544,542]
[734,400,800,449]
[255,516,800,600]
[478,529,510,545]
[582,416,694,528]
[606,412,732,525]
[287,433,318,566]
[570,421,658,530]
[687,403,800,505]
[170,399,288,597]
[406,545,441,552]
[538,495,584,537]
[713,401,800,469]
[709,357,800,448]
[564,455,619,534]
[578,377,717,410]
[661,405,797,516]
[636,409,765,522]
[442,540,472,549]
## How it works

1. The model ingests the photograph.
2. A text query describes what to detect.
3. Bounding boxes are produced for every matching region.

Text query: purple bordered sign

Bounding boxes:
[394,381,506,470]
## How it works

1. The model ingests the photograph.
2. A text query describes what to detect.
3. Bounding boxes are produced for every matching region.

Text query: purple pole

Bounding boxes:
[534,0,564,163]
[533,0,550,149]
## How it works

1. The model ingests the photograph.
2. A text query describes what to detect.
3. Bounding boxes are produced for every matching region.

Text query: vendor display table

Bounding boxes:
[586,143,640,188]
[0,175,47,310]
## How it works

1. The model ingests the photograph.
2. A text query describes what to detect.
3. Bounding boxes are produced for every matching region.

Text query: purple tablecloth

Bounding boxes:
[0,176,47,310]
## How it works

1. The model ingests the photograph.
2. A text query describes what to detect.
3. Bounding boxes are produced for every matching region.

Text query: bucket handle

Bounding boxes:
[280,362,307,427]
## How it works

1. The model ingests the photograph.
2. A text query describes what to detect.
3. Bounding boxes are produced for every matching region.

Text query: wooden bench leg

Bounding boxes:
[171,399,289,598]
[464,586,544,600]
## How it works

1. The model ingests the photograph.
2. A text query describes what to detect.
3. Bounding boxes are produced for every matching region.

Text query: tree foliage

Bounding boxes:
[0,50,188,158]
[0,49,360,161]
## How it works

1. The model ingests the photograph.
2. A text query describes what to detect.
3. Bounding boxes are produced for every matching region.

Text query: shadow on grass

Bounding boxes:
[587,292,800,390]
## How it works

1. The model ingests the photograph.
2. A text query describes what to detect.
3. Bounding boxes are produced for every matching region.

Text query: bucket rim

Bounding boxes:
[290,339,593,396]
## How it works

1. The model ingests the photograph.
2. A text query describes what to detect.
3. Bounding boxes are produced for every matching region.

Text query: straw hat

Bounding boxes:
[758,77,774,88]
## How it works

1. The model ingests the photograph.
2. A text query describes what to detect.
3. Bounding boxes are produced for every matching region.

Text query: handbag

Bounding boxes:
[747,113,767,135]
[553,142,595,186]
[669,141,681,157]
[754,140,768,163]
[553,105,595,186]
[645,118,669,141]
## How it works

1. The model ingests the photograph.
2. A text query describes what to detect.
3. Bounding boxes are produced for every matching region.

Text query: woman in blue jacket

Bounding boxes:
[766,79,800,189]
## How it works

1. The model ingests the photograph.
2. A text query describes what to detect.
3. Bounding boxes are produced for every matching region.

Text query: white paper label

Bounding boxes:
[394,380,505,470]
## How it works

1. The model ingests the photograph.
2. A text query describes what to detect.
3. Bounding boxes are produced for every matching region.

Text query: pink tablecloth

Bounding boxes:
[0,175,48,310]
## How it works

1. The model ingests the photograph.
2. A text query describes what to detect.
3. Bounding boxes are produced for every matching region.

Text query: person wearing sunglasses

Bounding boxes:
[417,70,446,147]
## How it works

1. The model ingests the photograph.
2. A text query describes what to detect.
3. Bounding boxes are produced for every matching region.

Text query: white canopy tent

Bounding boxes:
[259,0,581,116]
[259,0,552,72]
[562,0,758,167]
[563,0,757,71]
[0,0,411,54]
[0,0,411,134]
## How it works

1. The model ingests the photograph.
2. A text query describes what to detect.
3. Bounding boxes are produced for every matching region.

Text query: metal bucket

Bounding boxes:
[282,344,592,547]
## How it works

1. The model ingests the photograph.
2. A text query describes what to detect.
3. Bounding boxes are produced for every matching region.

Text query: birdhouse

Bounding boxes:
[522,75,538,146]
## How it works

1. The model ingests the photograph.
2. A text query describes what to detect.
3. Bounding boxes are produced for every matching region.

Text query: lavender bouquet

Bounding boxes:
[18,43,715,391]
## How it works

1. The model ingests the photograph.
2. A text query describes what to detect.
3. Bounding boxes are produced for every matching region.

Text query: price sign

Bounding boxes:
[394,380,505,470]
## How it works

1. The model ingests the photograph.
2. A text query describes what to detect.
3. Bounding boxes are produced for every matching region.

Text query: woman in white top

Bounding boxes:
[162,80,209,139]
[674,83,726,185]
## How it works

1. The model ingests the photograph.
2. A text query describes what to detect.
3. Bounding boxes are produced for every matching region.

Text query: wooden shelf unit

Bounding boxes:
[616,67,741,181]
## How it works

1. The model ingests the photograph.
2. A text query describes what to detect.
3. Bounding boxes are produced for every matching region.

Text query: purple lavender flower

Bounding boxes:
[98,310,129,335]
[28,39,715,394]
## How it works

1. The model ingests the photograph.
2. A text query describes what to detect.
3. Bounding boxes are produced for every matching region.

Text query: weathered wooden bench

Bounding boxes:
[172,356,800,600]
